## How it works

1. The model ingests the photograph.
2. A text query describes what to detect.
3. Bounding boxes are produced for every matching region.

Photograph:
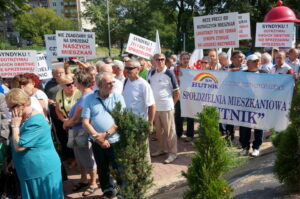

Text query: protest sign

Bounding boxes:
[44,34,57,57]
[0,50,37,78]
[180,69,294,131]
[35,54,52,80]
[56,31,96,57]
[238,13,251,40]
[125,33,156,60]
[193,12,239,49]
[255,23,294,47]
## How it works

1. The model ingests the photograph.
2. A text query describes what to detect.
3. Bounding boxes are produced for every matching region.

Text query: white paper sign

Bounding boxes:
[56,31,96,57]
[238,13,251,40]
[255,23,294,47]
[44,34,57,57]
[125,33,156,59]
[0,50,37,78]
[35,54,52,80]
[193,12,239,49]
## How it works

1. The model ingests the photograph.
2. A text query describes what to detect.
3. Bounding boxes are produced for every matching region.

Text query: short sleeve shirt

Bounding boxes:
[270,63,294,74]
[81,92,126,143]
[55,89,81,118]
[147,66,179,111]
[122,78,155,120]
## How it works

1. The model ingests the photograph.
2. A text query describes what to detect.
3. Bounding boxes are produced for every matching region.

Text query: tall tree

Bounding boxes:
[14,7,75,45]
[0,0,30,17]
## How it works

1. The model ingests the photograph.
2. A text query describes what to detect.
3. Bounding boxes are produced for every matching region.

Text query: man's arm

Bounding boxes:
[173,89,180,105]
[148,104,156,134]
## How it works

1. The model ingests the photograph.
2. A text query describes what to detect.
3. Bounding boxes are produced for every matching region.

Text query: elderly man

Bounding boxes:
[208,49,221,70]
[96,63,123,94]
[239,54,264,157]
[82,72,125,199]
[218,52,230,70]
[285,48,300,79]
[122,60,156,162]
[261,53,273,73]
[229,50,246,71]
[271,51,294,76]
[148,53,179,164]
[112,60,125,83]
[173,52,194,141]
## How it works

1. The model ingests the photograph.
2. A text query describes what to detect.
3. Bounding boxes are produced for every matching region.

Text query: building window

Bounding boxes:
[53,2,56,6]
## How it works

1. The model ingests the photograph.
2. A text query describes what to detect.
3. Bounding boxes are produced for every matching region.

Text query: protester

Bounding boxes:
[271,51,294,76]
[229,50,246,71]
[239,54,264,157]
[122,60,156,162]
[285,48,300,79]
[148,53,179,164]
[112,60,125,83]
[63,71,98,196]
[104,57,113,64]
[55,74,81,167]
[138,57,150,79]
[261,52,273,73]
[173,52,194,141]
[95,60,106,73]
[218,52,230,70]
[96,64,123,94]
[84,65,97,89]
[10,75,44,117]
[123,56,131,64]
[200,56,213,70]
[6,88,63,198]
[82,72,125,199]
[208,49,221,70]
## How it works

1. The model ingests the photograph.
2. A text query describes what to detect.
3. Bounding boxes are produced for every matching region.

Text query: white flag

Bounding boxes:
[227,48,232,64]
[153,30,161,54]
[189,49,203,69]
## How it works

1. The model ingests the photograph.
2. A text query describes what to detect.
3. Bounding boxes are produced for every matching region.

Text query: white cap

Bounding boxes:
[246,54,259,61]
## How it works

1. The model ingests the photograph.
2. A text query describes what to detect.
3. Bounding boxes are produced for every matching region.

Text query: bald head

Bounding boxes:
[98,64,113,74]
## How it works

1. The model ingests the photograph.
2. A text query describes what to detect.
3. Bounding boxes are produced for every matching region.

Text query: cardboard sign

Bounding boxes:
[238,13,251,40]
[193,12,239,49]
[35,54,52,80]
[180,69,294,131]
[125,33,156,59]
[255,23,294,47]
[56,31,96,57]
[0,50,37,78]
[44,34,57,57]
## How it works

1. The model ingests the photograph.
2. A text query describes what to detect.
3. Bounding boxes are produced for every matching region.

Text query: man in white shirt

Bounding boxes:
[148,53,180,164]
[112,60,125,83]
[271,51,294,77]
[285,48,300,79]
[122,60,156,162]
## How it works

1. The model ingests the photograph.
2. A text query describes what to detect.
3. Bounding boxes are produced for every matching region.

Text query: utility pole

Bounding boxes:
[183,33,186,52]
[107,0,112,57]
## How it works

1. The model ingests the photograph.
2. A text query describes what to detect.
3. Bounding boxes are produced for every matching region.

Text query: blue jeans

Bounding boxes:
[239,127,263,150]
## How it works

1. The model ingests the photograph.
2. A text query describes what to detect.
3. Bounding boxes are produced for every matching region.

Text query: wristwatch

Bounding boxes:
[11,125,20,128]
[105,131,111,138]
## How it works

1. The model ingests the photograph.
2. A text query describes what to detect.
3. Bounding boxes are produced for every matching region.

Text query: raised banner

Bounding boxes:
[0,50,37,78]
[56,31,96,57]
[238,13,251,40]
[193,12,239,49]
[44,34,57,57]
[125,33,156,60]
[255,23,294,47]
[36,54,52,80]
[180,69,294,131]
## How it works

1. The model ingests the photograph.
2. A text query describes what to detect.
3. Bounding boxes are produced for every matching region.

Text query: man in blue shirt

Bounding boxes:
[82,72,126,198]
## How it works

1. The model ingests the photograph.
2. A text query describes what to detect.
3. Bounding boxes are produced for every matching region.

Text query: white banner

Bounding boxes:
[180,69,294,131]
[44,34,57,57]
[0,50,37,78]
[255,23,294,47]
[56,31,96,57]
[125,33,156,59]
[35,54,52,80]
[193,12,239,49]
[238,13,251,40]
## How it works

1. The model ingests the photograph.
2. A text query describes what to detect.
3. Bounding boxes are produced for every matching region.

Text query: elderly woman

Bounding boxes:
[6,88,63,198]
[63,71,97,196]
[55,74,81,167]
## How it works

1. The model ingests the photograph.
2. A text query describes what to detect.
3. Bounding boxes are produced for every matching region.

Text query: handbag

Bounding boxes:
[73,129,89,148]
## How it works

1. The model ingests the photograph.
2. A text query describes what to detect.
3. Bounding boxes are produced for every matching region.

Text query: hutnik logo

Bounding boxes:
[192,72,218,89]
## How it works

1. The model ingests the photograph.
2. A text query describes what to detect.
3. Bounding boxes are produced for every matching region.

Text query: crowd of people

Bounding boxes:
[0,46,299,198]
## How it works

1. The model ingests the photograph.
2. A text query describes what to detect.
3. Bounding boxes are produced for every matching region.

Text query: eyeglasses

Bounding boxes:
[105,81,115,85]
[125,67,137,70]
[155,58,165,62]
[202,61,209,64]
[64,82,74,87]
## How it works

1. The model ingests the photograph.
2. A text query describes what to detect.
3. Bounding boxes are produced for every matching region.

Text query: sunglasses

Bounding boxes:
[64,82,74,87]
[202,61,209,64]
[155,58,165,62]
[125,67,137,70]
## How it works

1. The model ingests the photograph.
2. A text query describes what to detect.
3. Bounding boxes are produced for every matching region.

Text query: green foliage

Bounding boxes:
[111,103,153,199]
[273,82,300,191]
[0,0,30,17]
[182,106,233,199]
[14,7,76,46]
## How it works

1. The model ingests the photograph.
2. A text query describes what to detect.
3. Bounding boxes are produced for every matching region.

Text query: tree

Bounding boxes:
[182,106,232,199]
[0,0,30,17]
[272,82,300,192]
[111,103,153,199]
[14,7,75,45]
